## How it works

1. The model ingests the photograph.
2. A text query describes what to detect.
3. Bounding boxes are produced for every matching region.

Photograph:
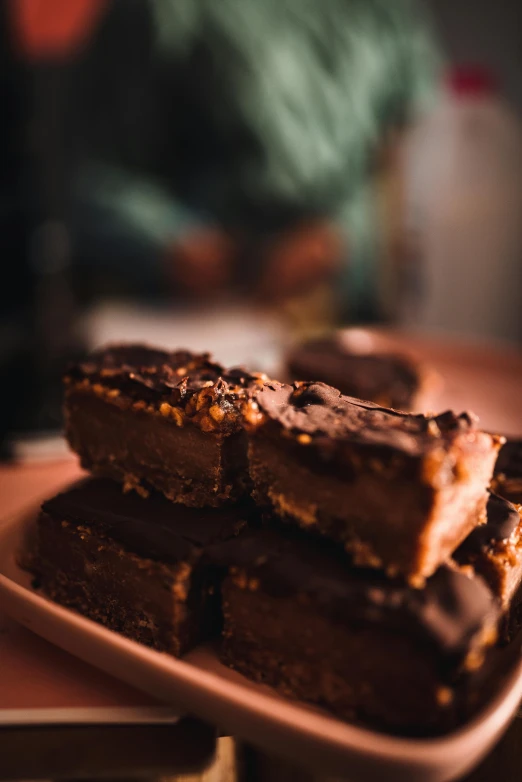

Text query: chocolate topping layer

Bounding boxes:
[65,344,261,434]
[251,381,477,456]
[211,529,498,662]
[455,493,521,558]
[42,478,250,564]
[66,345,256,397]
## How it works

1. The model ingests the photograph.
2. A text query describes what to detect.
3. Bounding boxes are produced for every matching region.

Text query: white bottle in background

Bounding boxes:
[400,66,522,344]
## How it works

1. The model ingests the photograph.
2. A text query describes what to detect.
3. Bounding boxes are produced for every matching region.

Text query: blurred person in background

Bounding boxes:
[8,0,440,321]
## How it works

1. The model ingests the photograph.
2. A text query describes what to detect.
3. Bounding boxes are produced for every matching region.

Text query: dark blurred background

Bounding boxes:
[1,0,521,453]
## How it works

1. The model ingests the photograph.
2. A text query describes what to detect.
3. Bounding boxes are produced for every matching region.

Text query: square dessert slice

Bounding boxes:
[492,438,522,505]
[245,381,503,581]
[64,345,264,506]
[216,529,499,734]
[28,478,251,656]
[286,332,438,411]
[454,493,522,639]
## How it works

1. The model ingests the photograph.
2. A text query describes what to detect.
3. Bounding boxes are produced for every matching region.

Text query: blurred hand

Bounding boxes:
[259,221,344,301]
[167,228,236,298]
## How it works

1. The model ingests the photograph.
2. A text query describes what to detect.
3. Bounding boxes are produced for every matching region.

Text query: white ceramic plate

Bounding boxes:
[1,507,522,781]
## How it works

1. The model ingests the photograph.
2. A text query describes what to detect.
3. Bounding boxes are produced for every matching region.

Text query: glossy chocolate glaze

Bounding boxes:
[252,381,478,456]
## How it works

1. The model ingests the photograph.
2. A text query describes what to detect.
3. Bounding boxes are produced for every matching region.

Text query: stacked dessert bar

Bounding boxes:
[28,344,522,735]
[32,345,264,656]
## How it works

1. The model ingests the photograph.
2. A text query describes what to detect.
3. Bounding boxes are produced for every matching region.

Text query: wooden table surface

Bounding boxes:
[1,330,522,781]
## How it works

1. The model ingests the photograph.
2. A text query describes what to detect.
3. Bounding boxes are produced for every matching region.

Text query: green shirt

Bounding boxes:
[71,0,441,307]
